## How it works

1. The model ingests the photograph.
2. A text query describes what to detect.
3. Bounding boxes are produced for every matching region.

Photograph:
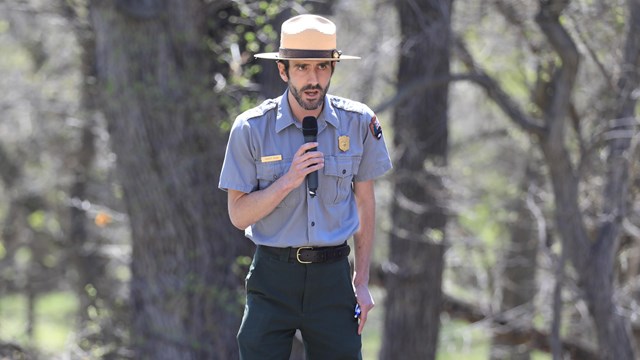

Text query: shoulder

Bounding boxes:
[236,98,279,123]
[329,95,374,117]
[330,95,384,141]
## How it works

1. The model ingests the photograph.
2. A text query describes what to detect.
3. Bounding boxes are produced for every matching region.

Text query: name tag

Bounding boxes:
[261,155,282,163]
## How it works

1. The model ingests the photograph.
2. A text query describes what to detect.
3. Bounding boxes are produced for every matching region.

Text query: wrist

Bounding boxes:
[352,273,370,287]
[274,174,297,196]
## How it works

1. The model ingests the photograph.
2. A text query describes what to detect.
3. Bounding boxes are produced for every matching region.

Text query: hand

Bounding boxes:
[282,142,324,189]
[354,284,375,335]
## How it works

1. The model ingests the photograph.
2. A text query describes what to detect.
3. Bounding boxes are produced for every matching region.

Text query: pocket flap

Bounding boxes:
[257,162,285,181]
[324,156,356,178]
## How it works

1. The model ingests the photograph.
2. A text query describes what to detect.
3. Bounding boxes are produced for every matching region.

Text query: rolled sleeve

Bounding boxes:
[218,119,257,193]
[354,114,392,182]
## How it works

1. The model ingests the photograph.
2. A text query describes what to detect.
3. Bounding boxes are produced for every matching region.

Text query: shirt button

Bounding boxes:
[311,222,315,227]
[342,169,346,174]
[273,175,278,180]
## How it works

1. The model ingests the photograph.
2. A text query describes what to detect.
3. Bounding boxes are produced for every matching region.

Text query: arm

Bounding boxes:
[228,142,324,230]
[352,179,376,335]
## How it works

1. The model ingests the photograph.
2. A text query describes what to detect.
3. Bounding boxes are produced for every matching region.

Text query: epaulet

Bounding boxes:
[238,99,278,121]
[329,95,370,115]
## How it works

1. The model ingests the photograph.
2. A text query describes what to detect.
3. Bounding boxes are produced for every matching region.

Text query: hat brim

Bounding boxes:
[254,52,361,60]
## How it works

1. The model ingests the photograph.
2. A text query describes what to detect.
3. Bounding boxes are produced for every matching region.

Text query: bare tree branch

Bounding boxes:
[550,245,567,359]
[565,11,616,91]
[0,341,31,360]
[442,294,599,360]
[368,261,597,359]
[0,144,20,188]
[535,0,579,128]
[453,38,548,137]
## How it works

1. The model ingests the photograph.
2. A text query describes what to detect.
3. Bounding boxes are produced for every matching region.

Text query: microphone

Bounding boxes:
[302,116,318,197]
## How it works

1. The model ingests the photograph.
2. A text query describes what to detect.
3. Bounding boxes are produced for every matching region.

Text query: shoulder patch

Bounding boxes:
[369,115,383,140]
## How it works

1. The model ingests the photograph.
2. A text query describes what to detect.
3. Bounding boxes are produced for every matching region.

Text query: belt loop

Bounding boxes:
[280,247,293,262]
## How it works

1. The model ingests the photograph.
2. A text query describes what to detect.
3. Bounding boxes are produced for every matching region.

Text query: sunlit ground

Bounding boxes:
[1,290,550,359]
[362,288,551,360]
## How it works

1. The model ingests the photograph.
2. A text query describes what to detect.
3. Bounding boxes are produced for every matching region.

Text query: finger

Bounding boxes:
[357,310,368,335]
[357,301,374,335]
[297,153,324,170]
[302,162,324,177]
[301,151,324,161]
[297,142,319,155]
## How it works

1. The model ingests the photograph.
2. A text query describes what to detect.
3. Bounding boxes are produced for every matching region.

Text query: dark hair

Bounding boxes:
[278,60,291,77]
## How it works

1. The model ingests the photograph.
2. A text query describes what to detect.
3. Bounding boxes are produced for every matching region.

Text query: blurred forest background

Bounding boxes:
[0,0,639,359]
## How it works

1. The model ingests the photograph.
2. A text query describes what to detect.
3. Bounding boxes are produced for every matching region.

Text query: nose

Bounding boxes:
[308,68,319,85]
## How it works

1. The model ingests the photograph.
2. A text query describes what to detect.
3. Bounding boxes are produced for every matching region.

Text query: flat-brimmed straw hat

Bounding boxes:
[255,14,360,61]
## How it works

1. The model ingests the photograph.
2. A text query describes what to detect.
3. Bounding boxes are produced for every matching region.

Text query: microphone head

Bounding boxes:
[302,116,318,136]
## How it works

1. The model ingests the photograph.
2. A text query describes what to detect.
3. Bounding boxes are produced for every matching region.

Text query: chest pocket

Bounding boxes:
[256,161,298,208]
[321,156,361,205]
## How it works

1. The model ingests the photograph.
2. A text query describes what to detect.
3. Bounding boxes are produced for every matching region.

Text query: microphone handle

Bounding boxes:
[303,135,318,196]
[303,135,317,150]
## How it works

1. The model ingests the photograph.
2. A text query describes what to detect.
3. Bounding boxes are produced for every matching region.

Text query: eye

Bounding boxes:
[295,64,307,71]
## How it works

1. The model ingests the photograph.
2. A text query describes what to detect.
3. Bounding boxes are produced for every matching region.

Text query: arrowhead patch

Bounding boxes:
[369,116,382,140]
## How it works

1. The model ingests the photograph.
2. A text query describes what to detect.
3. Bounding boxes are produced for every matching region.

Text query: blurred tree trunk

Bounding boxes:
[256,8,293,100]
[490,164,539,360]
[67,12,102,325]
[89,1,246,358]
[68,123,100,327]
[380,0,452,359]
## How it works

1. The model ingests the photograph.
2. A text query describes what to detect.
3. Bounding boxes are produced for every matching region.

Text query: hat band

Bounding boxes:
[279,48,342,59]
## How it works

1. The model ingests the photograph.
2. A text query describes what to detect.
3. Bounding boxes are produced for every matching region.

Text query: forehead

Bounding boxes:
[288,59,333,66]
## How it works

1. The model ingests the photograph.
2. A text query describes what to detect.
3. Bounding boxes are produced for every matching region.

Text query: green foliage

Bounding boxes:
[0,39,32,70]
[208,0,303,115]
[361,307,554,359]
[14,247,32,266]
[457,164,517,251]
[26,211,45,231]
[0,292,78,355]
[437,319,489,360]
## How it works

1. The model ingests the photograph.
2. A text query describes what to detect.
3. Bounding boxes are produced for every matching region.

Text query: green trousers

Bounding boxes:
[237,246,362,360]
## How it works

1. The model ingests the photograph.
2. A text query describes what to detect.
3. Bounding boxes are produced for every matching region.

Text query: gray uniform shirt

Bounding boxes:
[219,89,392,247]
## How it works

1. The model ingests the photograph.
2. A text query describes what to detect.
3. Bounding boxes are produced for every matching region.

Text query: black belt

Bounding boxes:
[258,243,350,264]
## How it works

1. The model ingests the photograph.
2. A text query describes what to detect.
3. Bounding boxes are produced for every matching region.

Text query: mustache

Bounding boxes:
[300,84,323,92]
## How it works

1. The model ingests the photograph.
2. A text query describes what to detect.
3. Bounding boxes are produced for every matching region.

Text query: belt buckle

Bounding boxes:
[296,247,313,264]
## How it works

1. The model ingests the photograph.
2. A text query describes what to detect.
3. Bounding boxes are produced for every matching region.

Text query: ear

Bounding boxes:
[277,62,288,82]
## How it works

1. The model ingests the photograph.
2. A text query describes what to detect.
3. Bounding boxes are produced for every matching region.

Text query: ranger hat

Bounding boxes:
[254,14,360,61]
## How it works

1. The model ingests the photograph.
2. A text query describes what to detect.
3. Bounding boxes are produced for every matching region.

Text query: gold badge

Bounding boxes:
[338,135,350,152]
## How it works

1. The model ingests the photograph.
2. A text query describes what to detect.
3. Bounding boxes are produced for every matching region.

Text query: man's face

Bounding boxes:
[279,60,333,111]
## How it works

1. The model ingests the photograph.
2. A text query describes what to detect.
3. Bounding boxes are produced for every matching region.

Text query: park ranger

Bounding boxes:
[219,14,392,360]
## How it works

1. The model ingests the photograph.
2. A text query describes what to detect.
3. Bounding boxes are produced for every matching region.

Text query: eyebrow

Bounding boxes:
[294,61,332,67]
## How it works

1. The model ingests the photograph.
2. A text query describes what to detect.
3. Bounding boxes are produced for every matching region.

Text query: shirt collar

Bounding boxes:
[275,89,340,133]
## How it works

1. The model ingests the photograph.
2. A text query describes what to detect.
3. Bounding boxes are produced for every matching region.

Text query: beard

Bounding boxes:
[289,81,330,110]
